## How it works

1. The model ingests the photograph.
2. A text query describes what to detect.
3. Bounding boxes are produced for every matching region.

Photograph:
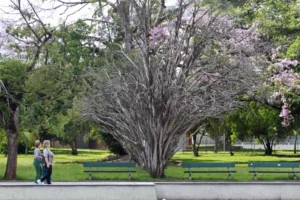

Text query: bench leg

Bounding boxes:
[293,173,297,180]
[228,173,232,180]
[253,173,257,181]
[189,172,192,180]
[128,172,131,180]
[89,172,92,181]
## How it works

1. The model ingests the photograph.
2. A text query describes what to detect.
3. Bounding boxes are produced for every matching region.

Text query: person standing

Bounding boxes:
[37,140,54,184]
[33,140,43,184]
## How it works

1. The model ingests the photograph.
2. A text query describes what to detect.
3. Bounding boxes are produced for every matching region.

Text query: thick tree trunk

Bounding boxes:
[227,130,234,156]
[143,140,168,178]
[264,142,273,155]
[5,132,18,180]
[294,135,297,154]
[192,133,199,157]
[4,103,19,180]
[229,136,234,156]
[149,162,165,178]
[214,138,219,153]
[192,133,204,157]
[70,138,78,155]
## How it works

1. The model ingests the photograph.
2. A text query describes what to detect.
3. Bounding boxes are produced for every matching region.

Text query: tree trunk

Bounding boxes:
[227,130,234,156]
[149,163,165,178]
[5,132,18,180]
[192,133,198,157]
[264,142,273,155]
[142,140,168,178]
[214,138,219,153]
[70,138,78,155]
[193,133,204,157]
[294,134,297,154]
[4,102,19,180]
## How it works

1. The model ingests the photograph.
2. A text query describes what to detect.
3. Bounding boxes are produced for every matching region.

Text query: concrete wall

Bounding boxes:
[0,182,157,200]
[155,182,300,200]
[1,181,300,200]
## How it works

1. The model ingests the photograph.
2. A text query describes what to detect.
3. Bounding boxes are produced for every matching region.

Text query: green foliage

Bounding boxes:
[198,0,248,15]
[207,118,226,137]
[84,123,128,156]
[0,59,27,100]
[240,0,300,57]
[22,20,98,144]
[18,130,38,154]
[83,123,102,143]
[287,37,300,59]
[226,102,287,154]
[0,59,28,143]
[101,132,127,156]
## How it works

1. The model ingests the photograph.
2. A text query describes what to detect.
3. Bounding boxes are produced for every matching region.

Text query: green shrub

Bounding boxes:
[101,132,127,155]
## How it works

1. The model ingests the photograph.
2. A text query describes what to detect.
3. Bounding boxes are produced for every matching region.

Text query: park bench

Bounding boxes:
[248,162,300,180]
[83,162,136,180]
[182,162,236,180]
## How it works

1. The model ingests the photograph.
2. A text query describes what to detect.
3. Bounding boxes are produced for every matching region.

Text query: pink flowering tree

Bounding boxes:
[267,59,299,127]
[265,58,300,152]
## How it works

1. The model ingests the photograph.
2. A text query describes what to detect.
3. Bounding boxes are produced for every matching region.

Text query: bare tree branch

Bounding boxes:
[154,0,166,27]
[10,0,42,43]
[56,0,117,9]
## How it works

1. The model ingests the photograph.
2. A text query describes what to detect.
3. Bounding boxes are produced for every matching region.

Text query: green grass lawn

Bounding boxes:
[1,149,300,182]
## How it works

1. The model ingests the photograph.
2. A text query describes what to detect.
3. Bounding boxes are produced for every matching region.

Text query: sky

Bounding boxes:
[0,0,176,25]
[0,0,95,25]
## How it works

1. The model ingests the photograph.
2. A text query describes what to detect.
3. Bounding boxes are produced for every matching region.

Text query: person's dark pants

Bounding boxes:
[41,165,52,184]
[43,165,52,183]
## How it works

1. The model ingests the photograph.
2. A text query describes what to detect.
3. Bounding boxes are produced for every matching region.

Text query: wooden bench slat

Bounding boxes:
[183,162,235,168]
[248,162,300,168]
[84,170,137,173]
[83,162,136,168]
[249,171,298,173]
[184,170,237,173]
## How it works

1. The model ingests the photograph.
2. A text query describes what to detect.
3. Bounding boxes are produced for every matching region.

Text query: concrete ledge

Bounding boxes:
[0,182,157,200]
[1,181,300,200]
[155,182,300,200]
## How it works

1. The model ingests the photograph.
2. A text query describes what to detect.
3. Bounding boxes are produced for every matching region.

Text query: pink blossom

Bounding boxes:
[279,104,294,127]
[149,25,167,47]
[269,58,299,127]
[199,74,217,84]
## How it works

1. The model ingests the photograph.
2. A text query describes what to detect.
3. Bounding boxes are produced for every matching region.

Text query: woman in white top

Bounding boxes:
[38,140,54,184]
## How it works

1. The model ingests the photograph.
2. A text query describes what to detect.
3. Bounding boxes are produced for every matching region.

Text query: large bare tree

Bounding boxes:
[82,0,270,178]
